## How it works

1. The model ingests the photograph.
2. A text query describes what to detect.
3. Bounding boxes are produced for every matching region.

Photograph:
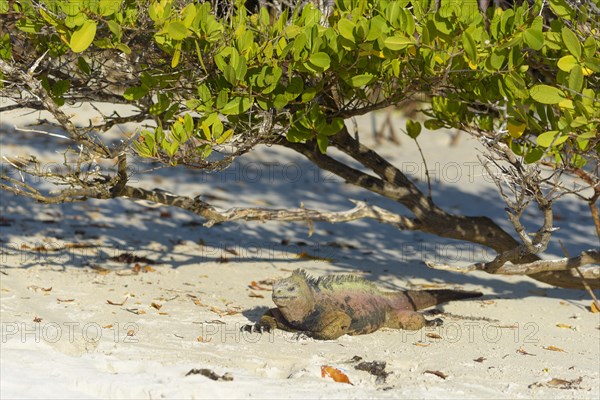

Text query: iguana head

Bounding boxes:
[272,269,315,323]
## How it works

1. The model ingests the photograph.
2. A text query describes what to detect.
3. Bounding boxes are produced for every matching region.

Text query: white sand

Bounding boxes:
[1,105,598,398]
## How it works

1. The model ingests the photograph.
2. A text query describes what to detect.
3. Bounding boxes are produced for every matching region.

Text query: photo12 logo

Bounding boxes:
[1,321,140,344]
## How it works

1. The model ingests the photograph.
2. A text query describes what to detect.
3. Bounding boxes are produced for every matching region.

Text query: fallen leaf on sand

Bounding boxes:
[57,298,75,303]
[248,291,264,298]
[64,243,97,249]
[590,302,600,313]
[297,252,333,262]
[248,281,270,291]
[197,336,212,343]
[107,298,128,306]
[426,333,443,339]
[126,329,135,336]
[27,285,52,292]
[424,370,448,380]
[543,345,566,353]
[103,324,113,329]
[529,377,582,389]
[517,347,536,356]
[321,365,352,384]
[556,323,574,330]
[90,265,111,275]
[33,317,42,323]
[125,308,146,315]
[109,253,156,265]
[414,342,430,347]
[185,368,233,381]
[473,357,486,363]
[210,306,240,317]
[150,302,162,310]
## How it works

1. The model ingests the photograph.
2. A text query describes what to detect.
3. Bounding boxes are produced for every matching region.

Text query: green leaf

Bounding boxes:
[307,52,330,71]
[557,55,578,72]
[536,130,559,147]
[523,19,544,51]
[70,20,97,53]
[338,18,355,42]
[346,73,376,87]
[220,96,252,115]
[107,20,122,39]
[530,85,565,104]
[549,0,572,20]
[524,147,544,164]
[561,27,581,59]
[405,120,421,139]
[384,35,413,50]
[167,21,188,41]
[316,134,328,153]
[583,36,597,58]
[568,65,584,93]
[321,118,344,136]
[462,31,477,63]
[123,86,148,101]
[77,57,91,75]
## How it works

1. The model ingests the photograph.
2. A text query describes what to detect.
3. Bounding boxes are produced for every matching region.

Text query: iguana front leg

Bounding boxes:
[256,308,299,332]
[308,311,352,340]
[385,310,427,330]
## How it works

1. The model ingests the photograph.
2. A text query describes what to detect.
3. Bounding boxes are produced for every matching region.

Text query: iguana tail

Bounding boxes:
[401,289,483,310]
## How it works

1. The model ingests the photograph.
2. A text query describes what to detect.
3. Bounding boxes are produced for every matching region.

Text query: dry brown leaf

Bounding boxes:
[414,342,430,347]
[197,336,212,343]
[102,324,113,329]
[125,308,146,315]
[517,347,536,356]
[210,306,240,317]
[248,281,270,291]
[424,370,448,380]
[556,323,574,330]
[126,329,135,336]
[106,298,128,306]
[321,365,352,384]
[151,302,162,310]
[193,298,205,307]
[480,300,496,305]
[248,291,264,298]
[27,285,52,292]
[64,243,97,249]
[546,377,582,388]
[57,298,74,303]
[590,302,600,313]
[90,265,111,275]
[494,324,518,329]
[33,317,42,323]
[296,252,333,262]
[426,333,443,339]
[544,345,566,353]
[158,312,168,315]
[473,357,486,363]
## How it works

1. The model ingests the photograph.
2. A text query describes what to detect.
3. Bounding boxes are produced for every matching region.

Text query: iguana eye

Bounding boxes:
[287,287,295,292]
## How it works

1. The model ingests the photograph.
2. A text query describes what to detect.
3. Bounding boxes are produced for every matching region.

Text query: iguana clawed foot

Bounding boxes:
[426,317,444,327]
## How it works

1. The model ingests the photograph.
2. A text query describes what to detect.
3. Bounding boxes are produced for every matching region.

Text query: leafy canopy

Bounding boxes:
[1,0,598,169]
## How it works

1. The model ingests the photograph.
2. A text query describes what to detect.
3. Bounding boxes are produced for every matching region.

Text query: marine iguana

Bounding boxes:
[253,269,483,340]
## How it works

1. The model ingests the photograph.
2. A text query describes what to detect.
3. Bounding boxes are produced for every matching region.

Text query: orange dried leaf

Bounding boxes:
[102,324,113,329]
[414,342,431,347]
[426,333,443,339]
[106,298,127,306]
[150,302,162,310]
[590,302,600,313]
[556,323,574,330]
[321,365,352,384]
[543,345,566,352]
[517,346,536,356]
[249,281,270,291]
[193,298,205,307]
[197,335,212,343]
[126,329,135,336]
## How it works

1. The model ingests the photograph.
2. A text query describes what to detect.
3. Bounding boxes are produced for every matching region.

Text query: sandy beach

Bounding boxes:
[1,104,598,398]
